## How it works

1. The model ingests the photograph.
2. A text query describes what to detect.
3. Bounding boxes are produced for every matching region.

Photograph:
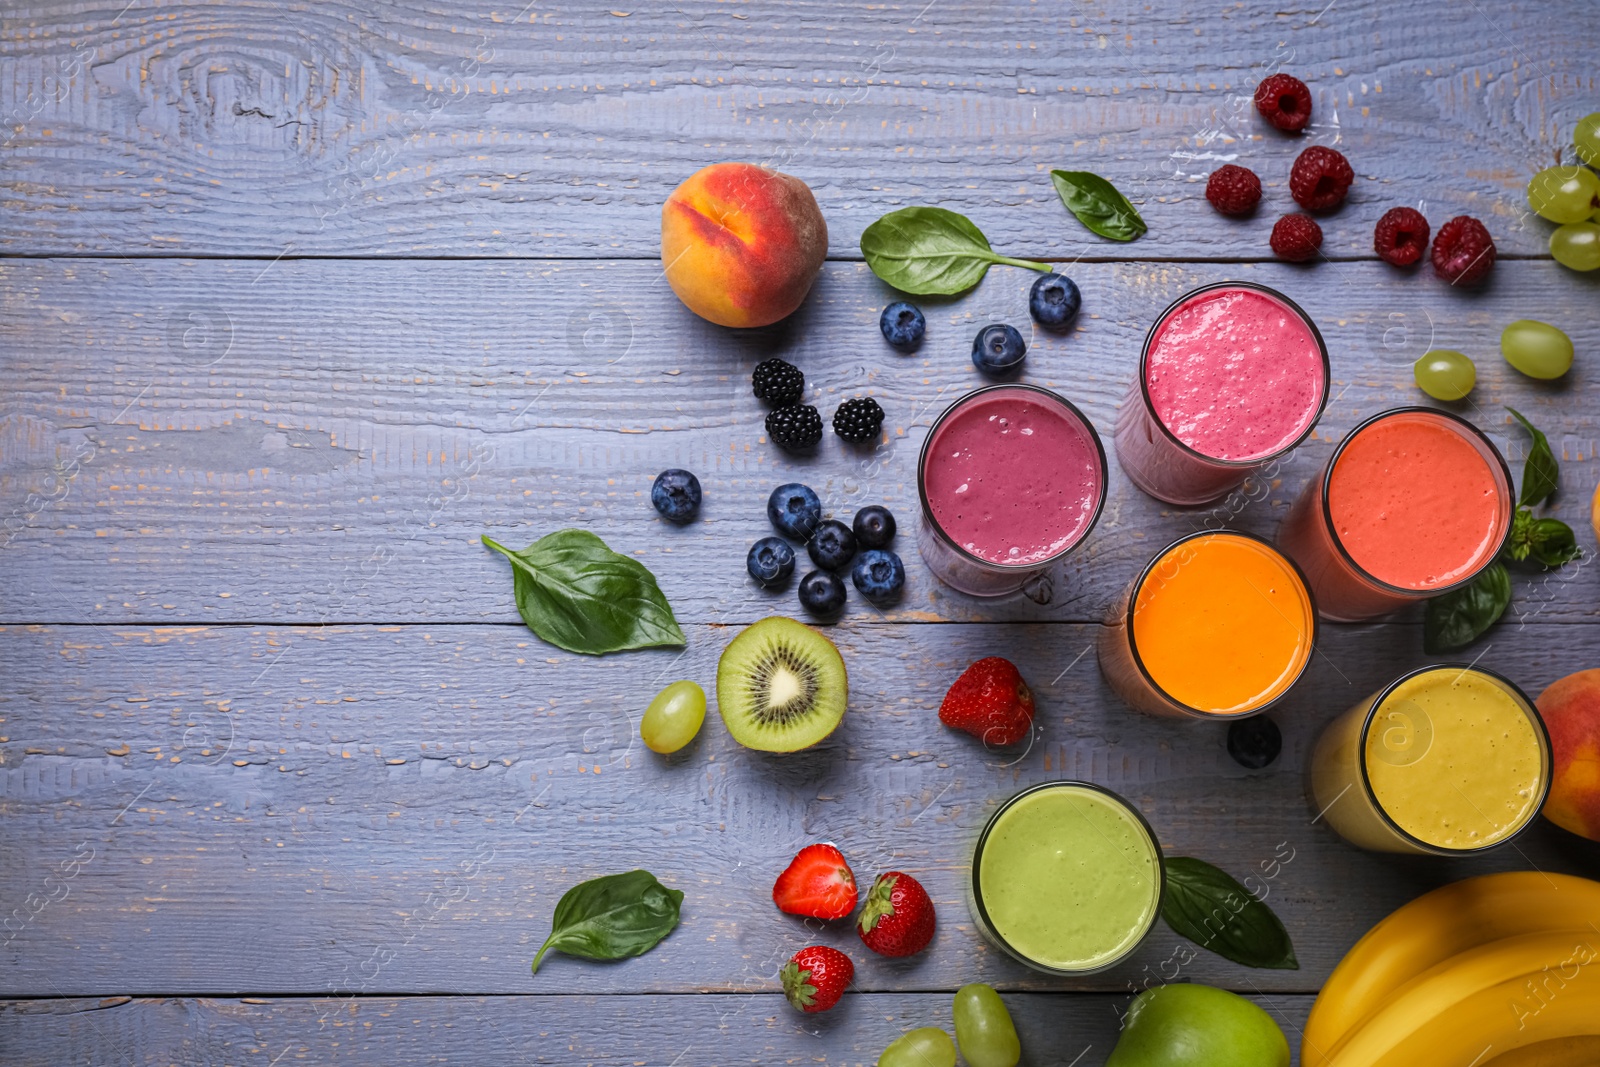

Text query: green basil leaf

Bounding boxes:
[859,206,1050,295]
[1423,561,1511,654]
[532,870,684,974]
[1507,407,1559,508]
[1528,518,1581,568]
[1160,856,1298,970]
[1050,170,1148,242]
[483,530,686,655]
[1505,507,1536,563]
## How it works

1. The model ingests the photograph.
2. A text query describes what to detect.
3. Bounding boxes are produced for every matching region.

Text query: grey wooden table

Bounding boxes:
[3,2,1599,1064]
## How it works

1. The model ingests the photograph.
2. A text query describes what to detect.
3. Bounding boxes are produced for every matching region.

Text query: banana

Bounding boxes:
[1319,929,1600,1067]
[1485,1036,1600,1067]
[1304,872,1600,1066]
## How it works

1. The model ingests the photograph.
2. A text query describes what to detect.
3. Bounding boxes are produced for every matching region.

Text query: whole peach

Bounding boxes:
[1537,668,1600,841]
[661,163,827,328]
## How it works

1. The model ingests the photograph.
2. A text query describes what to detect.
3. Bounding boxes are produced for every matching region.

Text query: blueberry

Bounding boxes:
[1227,715,1282,770]
[798,569,847,617]
[852,505,897,548]
[651,469,702,524]
[879,301,926,351]
[807,519,857,571]
[1029,273,1081,330]
[767,483,822,541]
[746,536,796,589]
[851,549,905,603]
[971,324,1027,376]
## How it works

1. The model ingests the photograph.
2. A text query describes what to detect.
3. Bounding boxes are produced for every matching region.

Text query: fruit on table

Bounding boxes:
[1226,715,1282,769]
[878,1027,956,1067]
[650,469,702,524]
[851,549,905,604]
[752,357,805,406]
[1501,319,1573,380]
[832,397,886,444]
[1431,215,1496,285]
[1107,983,1289,1067]
[747,536,797,589]
[1254,72,1312,132]
[1029,272,1084,328]
[716,616,848,751]
[780,945,852,1013]
[766,403,824,451]
[880,301,926,350]
[1289,145,1354,212]
[952,983,1021,1067]
[1550,221,1600,271]
[1372,206,1430,267]
[772,842,857,920]
[1412,349,1476,401]
[1301,871,1600,1067]
[971,323,1027,376]
[938,657,1036,747]
[857,871,935,957]
[1527,166,1600,225]
[1270,213,1323,262]
[1203,164,1262,216]
[661,163,827,328]
[1535,669,1600,841]
[768,482,822,541]
[798,569,847,618]
[1576,112,1600,166]
[852,505,897,548]
[1484,1036,1600,1067]
[807,519,858,571]
[640,680,707,754]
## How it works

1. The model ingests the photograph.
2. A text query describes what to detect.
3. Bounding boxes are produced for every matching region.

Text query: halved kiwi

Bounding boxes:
[716,616,848,752]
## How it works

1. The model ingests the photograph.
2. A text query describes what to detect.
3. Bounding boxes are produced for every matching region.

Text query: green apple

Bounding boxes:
[1107,984,1289,1067]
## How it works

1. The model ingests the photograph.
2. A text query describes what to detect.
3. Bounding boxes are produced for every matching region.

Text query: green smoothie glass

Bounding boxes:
[969,782,1165,975]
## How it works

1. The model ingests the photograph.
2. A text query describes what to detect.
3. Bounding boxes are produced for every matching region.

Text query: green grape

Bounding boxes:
[878,1028,956,1067]
[1575,112,1600,167]
[1527,166,1600,224]
[1412,350,1477,401]
[1550,221,1600,272]
[953,983,1022,1067]
[1501,319,1574,381]
[640,680,706,754]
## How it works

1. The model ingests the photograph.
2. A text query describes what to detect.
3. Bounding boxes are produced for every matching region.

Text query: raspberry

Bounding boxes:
[831,397,884,444]
[1254,73,1313,133]
[765,404,823,451]
[1431,216,1497,286]
[1290,146,1354,212]
[751,358,804,406]
[1270,213,1323,262]
[1372,207,1431,267]
[1205,165,1262,216]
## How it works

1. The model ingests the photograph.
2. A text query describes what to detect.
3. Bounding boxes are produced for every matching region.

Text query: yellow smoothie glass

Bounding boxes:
[969,782,1165,974]
[1309,665,1551,855]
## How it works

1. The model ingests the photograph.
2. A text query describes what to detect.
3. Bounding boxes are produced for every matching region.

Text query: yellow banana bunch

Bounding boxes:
[1304,872,1600,1067]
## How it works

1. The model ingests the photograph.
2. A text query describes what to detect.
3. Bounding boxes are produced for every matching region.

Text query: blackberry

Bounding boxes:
[766,404,823,451]
[752,358,805,406]
[832,397,884,444]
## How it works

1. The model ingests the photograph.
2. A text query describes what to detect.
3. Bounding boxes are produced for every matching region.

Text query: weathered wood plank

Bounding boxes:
[2,0,1597,258]
[4,622,1598,997]
[3,257,1596,625]
[0,992,1317,1066]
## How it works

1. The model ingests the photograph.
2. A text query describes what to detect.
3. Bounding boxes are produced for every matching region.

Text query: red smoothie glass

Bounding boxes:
[917,384,1107,597]
[1116,282,1330,506]
[1277,407,1514,622]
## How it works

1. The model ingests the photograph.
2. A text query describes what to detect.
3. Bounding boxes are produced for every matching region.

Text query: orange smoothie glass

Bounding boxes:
[1277,408,1513,622]
[1099,531,1316,719]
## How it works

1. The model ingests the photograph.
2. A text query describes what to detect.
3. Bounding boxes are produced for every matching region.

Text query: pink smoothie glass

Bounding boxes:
[917,384,1108,597]
[1116,282,1330,506]
[1277,407,1514,622]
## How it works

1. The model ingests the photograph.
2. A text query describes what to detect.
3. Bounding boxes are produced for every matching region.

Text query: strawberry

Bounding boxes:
[938,657,1035,747]
[772,843,857,920]
[856,871,936,957]
[781,945,853,1012]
